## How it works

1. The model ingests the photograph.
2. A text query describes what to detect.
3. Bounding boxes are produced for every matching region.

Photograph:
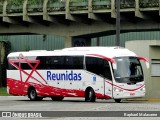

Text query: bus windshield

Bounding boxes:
[113,57,143,83]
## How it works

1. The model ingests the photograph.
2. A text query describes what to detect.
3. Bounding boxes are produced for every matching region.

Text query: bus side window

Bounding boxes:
[73,56,83,69]
[65,56,73,69]
[46,56,64,69]
[65,56,83,69]
[21,63,36,69]
[86,57,104,76]
[86,57,112,81]
[36,56,46,69]
[8,62,19,70]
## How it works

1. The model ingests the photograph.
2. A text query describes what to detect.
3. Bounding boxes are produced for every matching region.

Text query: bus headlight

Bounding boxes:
[140,87,145,91]
[114,87,123,92]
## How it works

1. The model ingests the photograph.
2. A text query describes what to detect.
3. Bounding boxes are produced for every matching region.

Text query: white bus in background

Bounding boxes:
[7,47,149,103]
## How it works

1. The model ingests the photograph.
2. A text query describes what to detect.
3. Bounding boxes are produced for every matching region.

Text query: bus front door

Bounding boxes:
[104,79,113,99]
[104,61,113,99]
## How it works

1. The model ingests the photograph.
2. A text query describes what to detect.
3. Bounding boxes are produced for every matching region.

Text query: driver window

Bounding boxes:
[86,57,112,81]
[104,61,112,80]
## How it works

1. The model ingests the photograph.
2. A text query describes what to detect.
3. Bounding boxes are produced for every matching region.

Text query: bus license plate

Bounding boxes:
[130,93,135,96]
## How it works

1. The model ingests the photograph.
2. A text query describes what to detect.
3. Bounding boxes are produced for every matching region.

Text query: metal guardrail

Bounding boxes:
[0,0,159,14]
[120,0,135,9]
[140,0,159,8]
[27,0,43,13]
[70,1,88,11]
[92,0,111,10]
[47,1,65,12]
[6,5,23,13]
[6,0,23,13]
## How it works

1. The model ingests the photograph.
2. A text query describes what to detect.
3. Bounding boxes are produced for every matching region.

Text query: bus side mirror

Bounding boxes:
[137,57,149,69]
[145,62,149,69]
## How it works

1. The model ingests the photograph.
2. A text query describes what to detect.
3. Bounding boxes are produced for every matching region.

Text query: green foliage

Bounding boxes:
[49,0,57,3]
[8,0,23,6]
[140,0,159,8]
[0,87,10,96]
[70,0,87,2]
[7,0,44,6]
[0,0,3,6]
[28,0,43,5]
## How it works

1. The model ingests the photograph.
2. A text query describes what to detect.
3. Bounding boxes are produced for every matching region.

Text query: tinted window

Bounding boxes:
[86,57,112,80]
[65,56,83,69]
[8,62,19,70]
[21,63,37,69]
[104,60,112,80]
[46,56,64,69]
[36,56,46,69]
[9,56,84,70]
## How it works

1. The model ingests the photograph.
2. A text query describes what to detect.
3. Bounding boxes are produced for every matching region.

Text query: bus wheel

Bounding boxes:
[85,88,96,102]
[51,97,64,101]
[28,87,43,101]
[114,99,121,103]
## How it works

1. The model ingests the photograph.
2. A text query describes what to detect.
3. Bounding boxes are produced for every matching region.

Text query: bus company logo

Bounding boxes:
[2,112,11,117]
[47,70,82,81]
[93,76,96,82]
[9,53,47,85]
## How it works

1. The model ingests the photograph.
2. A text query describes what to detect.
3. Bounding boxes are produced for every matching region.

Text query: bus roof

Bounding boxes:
[7,46,136,58]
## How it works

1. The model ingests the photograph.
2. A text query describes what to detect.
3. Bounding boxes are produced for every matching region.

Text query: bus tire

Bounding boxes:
[28,87,43,101]
[85,88,96,102]
[51,97,64,101]
[114,99,121,103]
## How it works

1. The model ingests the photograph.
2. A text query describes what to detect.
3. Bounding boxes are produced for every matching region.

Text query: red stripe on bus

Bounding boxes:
[105,80,144,91]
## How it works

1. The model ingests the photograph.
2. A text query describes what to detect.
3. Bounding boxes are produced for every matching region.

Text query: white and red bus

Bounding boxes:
[7,47,149,102]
